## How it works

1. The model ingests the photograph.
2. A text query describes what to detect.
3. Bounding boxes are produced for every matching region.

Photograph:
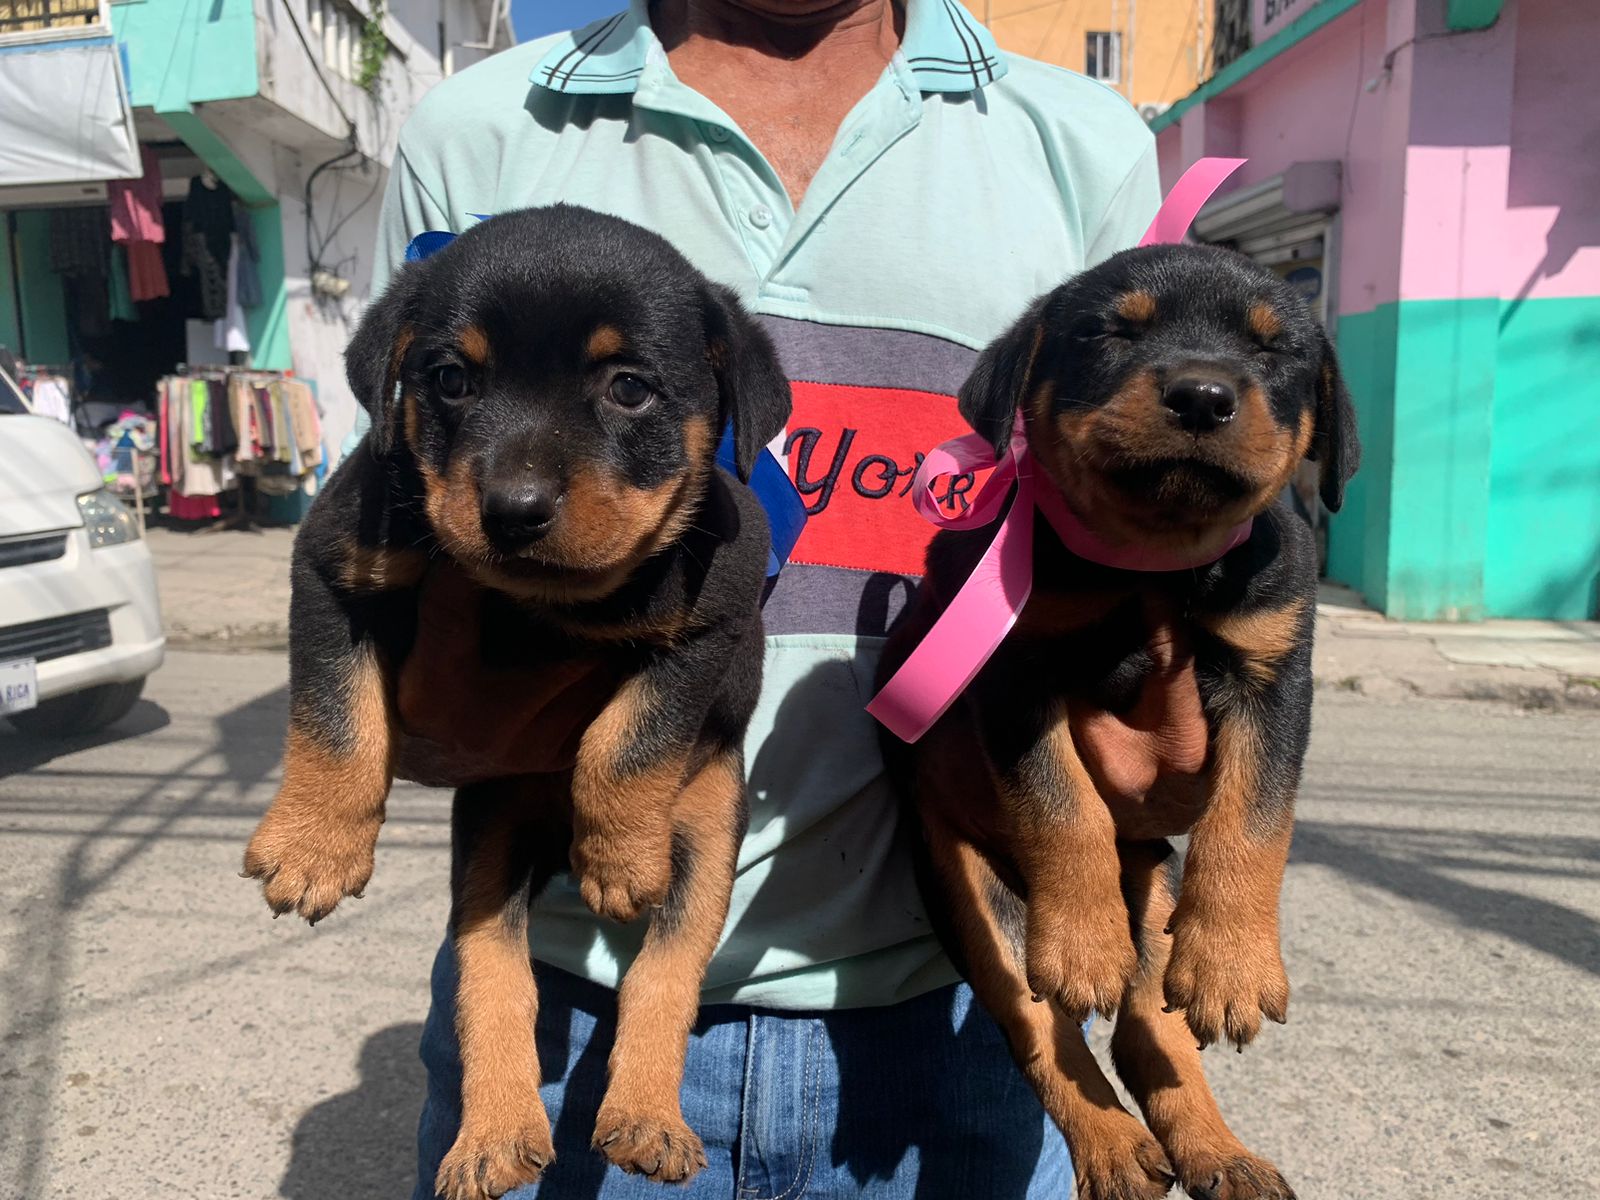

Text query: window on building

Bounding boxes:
[1085,31,1122,83]
[0,0,106,40]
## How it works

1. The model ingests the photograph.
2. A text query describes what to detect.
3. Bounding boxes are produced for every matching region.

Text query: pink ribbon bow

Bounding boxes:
[866,157,1250,744]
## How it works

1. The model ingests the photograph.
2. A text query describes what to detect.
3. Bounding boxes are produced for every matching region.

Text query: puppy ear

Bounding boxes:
[345,266,420,457]
[703,284,792,483]
[1308,330,1361,512]
[959,298,1049,458]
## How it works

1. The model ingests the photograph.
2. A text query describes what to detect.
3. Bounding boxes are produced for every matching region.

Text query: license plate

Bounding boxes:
[1,658,39,715]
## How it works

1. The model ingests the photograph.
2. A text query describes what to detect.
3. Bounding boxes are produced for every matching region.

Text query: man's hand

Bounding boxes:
[391,563,620,787]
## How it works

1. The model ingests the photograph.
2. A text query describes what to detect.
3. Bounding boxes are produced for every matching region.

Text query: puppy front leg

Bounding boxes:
[1163,709,1293,1049]
[243,538,409,923]
[568,670,685,924]
[569,628,740,925]
[1165,603,1312,1049]
[593,751,743,1183]
[986,701,1137,1023]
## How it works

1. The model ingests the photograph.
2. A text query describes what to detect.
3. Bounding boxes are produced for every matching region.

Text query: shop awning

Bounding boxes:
[0,37,140,187]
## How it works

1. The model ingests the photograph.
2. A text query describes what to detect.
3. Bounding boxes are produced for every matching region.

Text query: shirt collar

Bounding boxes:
[530,0,1006,97]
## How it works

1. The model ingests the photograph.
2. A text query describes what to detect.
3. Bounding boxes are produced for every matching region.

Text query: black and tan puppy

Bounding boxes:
[241,206,790,1198]
[880,245,1359,1200]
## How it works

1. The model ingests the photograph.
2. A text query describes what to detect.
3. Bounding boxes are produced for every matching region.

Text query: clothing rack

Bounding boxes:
[156,367,324,528]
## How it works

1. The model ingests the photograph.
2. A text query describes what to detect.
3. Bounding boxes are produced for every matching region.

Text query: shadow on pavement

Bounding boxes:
[1294,820,1600,978]
[280,1023,426,1200]
[0,699,171,778]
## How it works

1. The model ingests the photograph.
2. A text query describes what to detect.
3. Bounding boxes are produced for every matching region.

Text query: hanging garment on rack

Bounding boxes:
[183,177,234,272]
[127,240,170,302]
[207,377,238,456]
[228,375,257,465]
[234,203,262,309]
[182,230,228,320]
[181,177,235,321]
[282,380,323,468]
[214,237,252,356]
[109,146,166,244]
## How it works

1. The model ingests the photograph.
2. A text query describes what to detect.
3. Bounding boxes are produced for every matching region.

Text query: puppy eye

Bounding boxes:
[607,374,655,410]
[434,363,472,400]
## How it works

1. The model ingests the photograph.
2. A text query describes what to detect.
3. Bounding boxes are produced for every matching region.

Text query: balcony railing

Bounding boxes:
[0,0,105,39]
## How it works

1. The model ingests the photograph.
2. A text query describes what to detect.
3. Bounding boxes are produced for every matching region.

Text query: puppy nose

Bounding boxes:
[482,482,560,543]
[1162,379,1238,433]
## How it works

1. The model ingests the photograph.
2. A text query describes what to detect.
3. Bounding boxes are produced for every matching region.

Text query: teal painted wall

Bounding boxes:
[12,211,70,366]
[1328,295,1600,621]
[247,206,291,371]
[112,0,257,110]
[1484,295,1600,619]
[0,218,19,352]
[1386,298,1499,621]
[1327,304,1397,610]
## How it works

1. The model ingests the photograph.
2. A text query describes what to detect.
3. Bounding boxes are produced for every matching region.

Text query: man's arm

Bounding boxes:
[1085,140,1163,267]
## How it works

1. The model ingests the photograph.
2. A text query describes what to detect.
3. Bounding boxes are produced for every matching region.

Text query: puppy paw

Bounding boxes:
[571,837,671,924]
[1178,1158,1295,1200]
[592,1105,707,1184]
[1026,904,1139,1022]
[242,806,379,924]
[434,1111,554,1200]
[1173,1150,1295,1200]
[1073,1117,1176,1200]
[1163,911,1288,1049]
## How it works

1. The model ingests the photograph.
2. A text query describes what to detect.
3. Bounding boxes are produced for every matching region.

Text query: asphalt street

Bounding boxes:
[1,649,1596,1199]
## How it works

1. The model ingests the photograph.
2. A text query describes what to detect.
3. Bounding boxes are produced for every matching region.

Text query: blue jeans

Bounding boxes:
[414,940,1072,1199]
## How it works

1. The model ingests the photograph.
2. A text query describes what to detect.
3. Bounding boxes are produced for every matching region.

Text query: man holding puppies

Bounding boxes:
[356,0,1160,1193]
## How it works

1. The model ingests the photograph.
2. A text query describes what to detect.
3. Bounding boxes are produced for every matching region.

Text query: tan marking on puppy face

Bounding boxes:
[457,325,490,366]
[336,539,429,593]
[1028,379,1056,434]
[421,453,494,563]
[586,324,626,361]
[402,392,422,450]
[1117,291,1157,323]
[1247,303,1283,342]
[466,415,717,606]
[1202,598,1308,687]
[388,327,414,393]
[1035,366,1305,559]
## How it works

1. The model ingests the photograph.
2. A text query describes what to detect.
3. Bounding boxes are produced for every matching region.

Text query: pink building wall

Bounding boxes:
[1501,0,1600,303]
[1156,0,1600,313]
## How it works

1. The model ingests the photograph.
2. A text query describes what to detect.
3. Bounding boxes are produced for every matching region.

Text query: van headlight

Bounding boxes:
[76,489,141,548]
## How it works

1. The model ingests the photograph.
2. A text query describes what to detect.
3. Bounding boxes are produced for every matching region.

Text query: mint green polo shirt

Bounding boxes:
[361,0,1160,1009]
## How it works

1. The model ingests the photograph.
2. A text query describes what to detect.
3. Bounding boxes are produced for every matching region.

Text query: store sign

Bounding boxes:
[1254,0,1311,44]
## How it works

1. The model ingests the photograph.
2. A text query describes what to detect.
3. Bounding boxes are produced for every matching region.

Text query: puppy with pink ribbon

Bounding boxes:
[873,159,1359,1200]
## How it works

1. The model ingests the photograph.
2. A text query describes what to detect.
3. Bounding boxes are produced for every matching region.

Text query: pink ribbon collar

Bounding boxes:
[866,157,1249,744]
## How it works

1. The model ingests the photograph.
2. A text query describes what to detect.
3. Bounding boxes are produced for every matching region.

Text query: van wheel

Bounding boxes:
[8,678,146,737]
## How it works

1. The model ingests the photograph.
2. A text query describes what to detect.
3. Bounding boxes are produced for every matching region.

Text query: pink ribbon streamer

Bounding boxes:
[867,157,1249,744]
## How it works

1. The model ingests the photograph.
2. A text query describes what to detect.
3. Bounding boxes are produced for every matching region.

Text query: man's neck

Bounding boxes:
[650,1,904,204]
[653,0,901,62]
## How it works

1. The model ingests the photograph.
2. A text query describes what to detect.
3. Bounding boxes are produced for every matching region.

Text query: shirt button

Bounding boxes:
[748,205,773,230]
[706,124,731,143]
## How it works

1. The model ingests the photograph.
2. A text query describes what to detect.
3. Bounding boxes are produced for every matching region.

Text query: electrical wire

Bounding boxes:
[278,0,357,132]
